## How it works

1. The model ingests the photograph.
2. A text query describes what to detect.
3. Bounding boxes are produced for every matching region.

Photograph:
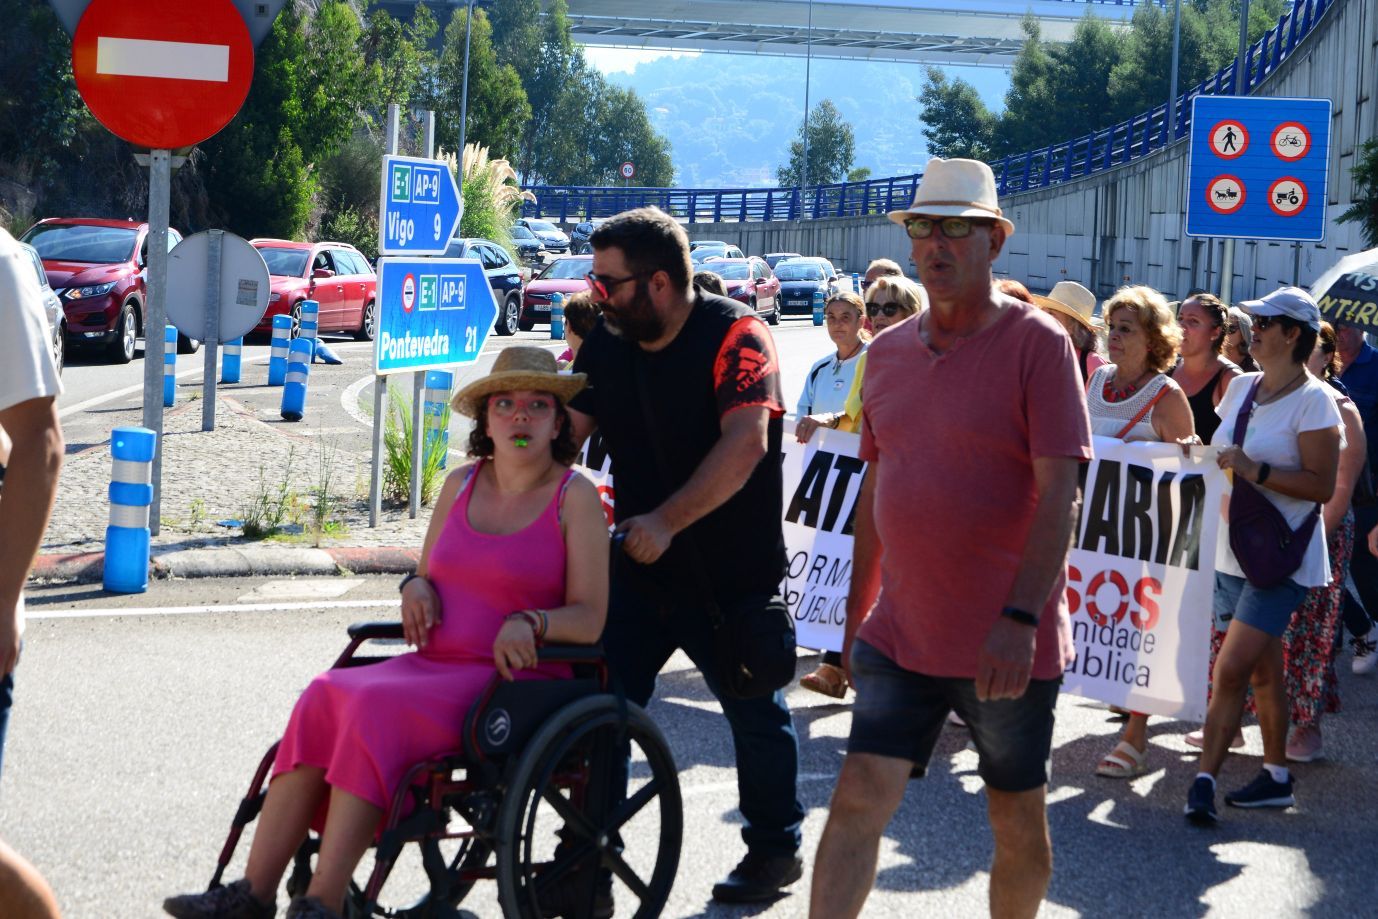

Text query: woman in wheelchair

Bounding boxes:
[165,347,609,919]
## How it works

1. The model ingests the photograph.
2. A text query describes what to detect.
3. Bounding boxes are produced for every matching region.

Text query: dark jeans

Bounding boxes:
[602,572,803,857]
[0,670,12,779]
[1343,503,1378,639]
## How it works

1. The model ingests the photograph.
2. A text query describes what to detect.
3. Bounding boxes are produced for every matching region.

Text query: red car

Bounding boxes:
[21,217,184,363]
[520,255,593,331]
[251,239,377,340]
[700,256,781,325]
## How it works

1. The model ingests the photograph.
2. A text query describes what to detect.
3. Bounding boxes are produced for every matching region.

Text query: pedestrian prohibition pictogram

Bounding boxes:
[1186,96,1331,242]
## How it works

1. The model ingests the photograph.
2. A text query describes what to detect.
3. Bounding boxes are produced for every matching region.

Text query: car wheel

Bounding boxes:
[107,301,138,364]
[289,302,303,339]
[518,308,535,333]
[355,300,376,341]
[53,322,65,376]
[495,294,520,336]
[177,332,200,354]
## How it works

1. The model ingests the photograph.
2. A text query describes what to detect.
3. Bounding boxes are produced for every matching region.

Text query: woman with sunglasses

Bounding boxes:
[1185,289,1342,824]
[164,348,610,919]
[1224,306,1259,372]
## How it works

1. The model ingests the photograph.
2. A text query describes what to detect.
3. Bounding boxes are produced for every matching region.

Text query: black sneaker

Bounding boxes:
[535,866,613,919]
[1225,769,1295,809]
[1183,776,1218,825]
[711,852,804,903]
[164,879,275,919]
[286,896,343,919]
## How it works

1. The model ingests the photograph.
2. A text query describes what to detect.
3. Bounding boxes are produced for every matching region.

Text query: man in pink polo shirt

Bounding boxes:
[809,159,1092,919]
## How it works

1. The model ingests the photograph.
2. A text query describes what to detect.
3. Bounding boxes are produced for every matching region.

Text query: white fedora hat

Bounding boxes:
[1033,281,1098,332]
[887,158,1015,237]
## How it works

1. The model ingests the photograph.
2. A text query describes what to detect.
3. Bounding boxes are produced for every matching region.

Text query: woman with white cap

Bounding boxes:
[164,347,610,919]
[1033,280,1106,386]
[1185,288,1342,825]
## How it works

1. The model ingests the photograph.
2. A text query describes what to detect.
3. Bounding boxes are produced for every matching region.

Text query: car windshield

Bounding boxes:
[527,221,557,233]
[538,257,593,280]
[257,247,311,277]
[707,262,750,280]
[775,264,825,281]
[692,247,729,261]
[23,224,138,263]
[512,226,535,239]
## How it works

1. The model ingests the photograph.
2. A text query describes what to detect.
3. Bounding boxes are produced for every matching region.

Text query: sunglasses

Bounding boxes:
[584,271,646,300]
[902,216,994,240]
[866,303,904,318]
[1252,314,1288,331]
[490,395,556,418]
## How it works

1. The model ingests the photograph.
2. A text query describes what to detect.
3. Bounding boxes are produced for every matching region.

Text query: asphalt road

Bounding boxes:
[4,576,1376,918]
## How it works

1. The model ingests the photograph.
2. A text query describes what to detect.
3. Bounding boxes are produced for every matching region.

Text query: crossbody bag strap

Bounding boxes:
[1113,383,1171,440]
[1231,377,1321,517]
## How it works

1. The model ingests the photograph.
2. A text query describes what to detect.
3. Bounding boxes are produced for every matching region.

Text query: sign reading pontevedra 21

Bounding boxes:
[378,155,463,256]
[375,258,497,374]
[1186,96,1331,242]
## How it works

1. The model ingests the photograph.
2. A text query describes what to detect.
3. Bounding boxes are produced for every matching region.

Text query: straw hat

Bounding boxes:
[887,157,1015,237]
[450,346,587,418]
[1032,281,1098,332]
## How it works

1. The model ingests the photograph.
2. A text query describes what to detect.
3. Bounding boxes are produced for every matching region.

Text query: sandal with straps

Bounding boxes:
[1096,740,1149,778]
[799,662,848,698]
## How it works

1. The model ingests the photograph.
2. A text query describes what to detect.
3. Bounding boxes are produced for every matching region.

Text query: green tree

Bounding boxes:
[514,0,580,182]
[488,0,543,68]
[917,66,997,161]
[549,75,675,187]
[434,7,530,163]
[847,167,873,183]
[1338,139,1378,248]
[776,100,856,186]
[361,3,437,113]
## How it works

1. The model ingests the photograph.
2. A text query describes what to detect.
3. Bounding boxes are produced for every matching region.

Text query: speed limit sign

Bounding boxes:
[620,161,635,180]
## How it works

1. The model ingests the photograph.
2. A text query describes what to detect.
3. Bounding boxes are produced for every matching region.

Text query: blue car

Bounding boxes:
[774,260,836,314]
[442,237,527,336]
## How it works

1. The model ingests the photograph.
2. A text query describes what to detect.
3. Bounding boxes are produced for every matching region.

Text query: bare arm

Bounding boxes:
[1324,400,1366,535]
[0,397,64,675]
[1150,382,1196,444]
[1219,426,1341,504]
[400,463,472,648]
[841,468,880,682]
[976,456,1081,701]
[568,406,597,448]
[618,405,771,564]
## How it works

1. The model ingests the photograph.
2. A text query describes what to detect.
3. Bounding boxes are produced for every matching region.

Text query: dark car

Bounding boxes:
[509,225,548,266]
[18,241,64,374]
[22,217,184,363]
[764,252,802,269]
[773,260,835,315]
[700,256,780,324]
[251,240,377,340]
[515,218,570,256]
[569,218,606,254]
[443,237,526,336]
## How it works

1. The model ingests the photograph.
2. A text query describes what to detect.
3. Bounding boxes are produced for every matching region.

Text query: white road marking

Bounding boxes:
[236,580,363,602]
[27,598,398,620]
[96,37,229,82]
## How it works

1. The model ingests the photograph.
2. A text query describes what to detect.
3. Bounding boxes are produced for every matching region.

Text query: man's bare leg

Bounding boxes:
[809,753,911,919]
[986,786,1051,919]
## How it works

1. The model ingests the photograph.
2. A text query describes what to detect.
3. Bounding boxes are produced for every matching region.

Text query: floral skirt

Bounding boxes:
[1208,511,1352,726]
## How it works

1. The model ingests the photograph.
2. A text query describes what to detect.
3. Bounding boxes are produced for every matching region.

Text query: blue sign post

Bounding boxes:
[378,154,464,256]
[374,258,498,373]
[1186,96,1331,242]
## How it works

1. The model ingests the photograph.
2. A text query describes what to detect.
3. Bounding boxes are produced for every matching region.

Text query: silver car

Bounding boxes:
[18,241,64,375]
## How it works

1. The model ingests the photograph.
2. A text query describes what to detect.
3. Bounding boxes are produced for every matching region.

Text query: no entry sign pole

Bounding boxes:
[142,149,171,535]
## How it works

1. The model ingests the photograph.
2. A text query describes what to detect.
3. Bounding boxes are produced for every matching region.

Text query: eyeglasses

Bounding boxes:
[903,216,993,240]
[490,395,556,418]
[1224,323,1240,334]
[584,271,646,300]
[1253,315,1284,331]
[866,303,904,318]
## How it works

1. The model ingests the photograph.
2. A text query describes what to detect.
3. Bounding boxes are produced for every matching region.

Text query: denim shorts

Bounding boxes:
[1212,572,1308,637]
[846,639,1060,792]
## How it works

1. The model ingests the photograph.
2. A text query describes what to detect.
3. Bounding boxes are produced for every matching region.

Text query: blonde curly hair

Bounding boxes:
[1103,285,1182,373]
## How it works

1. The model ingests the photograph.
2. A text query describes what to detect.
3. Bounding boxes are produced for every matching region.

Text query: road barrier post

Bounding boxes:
[812,290,826,326]
[269,314,291,386]
[162,326,176,407]
[423,370,454,471]
[221,337,242,384]
[103,426,156,594]
[550,292,565,340]
[281,337,313,422]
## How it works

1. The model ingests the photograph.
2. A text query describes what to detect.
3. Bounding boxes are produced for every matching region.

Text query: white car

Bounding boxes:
[18,241,64,374]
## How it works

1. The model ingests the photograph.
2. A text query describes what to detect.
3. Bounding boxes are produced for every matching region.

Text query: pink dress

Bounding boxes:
[272,462,575,815]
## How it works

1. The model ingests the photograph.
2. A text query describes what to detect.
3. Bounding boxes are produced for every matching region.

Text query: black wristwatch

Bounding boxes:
[1000,606,1040,628]
[1256,462,1271,485]
[399,572,424,594]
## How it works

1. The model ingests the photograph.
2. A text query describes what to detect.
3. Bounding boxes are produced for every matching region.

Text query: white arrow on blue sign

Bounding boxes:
[375,258,496,374]
[378,154,464,256]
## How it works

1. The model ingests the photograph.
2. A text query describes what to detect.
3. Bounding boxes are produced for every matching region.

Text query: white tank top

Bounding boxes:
[1086,365,1168,443]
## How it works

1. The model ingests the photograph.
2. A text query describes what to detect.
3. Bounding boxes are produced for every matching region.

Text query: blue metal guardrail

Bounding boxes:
[523,0,1331,223]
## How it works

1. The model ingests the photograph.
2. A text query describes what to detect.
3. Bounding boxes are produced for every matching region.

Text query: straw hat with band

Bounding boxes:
[886,157,1016,238]
[1032,280,1098,333]
[450,346,587,418]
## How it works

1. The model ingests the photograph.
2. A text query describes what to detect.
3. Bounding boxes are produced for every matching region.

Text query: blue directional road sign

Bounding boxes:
[378,154,463,256]
[374,258,497,374]
[1186,96,1330,242]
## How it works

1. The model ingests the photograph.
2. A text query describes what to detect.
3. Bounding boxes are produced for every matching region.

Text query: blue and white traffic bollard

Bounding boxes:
[280,337,313,422]
[812,290,826,326]
[550,293,565,340]
[269,314,291,386]
[103,426,156,594]
[423,370,453,470]
[852,272,861,296]
[299,299,319,343]
[221,337,243,384]
[163,326,177,406]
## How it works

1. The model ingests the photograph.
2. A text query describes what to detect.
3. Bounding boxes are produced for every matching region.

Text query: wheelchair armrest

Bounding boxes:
[536,644,604,664]
[347,621,404,641]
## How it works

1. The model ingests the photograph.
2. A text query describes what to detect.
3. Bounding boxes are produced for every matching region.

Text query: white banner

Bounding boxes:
[579,425,1222,721]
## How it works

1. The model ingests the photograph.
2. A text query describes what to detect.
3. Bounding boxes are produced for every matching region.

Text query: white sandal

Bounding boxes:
[1096,740,1148,778]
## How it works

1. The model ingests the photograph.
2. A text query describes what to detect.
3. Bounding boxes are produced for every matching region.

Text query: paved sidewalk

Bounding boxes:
[35,394,443,583]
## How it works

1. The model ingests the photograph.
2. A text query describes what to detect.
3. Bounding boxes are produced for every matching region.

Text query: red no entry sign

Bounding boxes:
[72,0,254,149]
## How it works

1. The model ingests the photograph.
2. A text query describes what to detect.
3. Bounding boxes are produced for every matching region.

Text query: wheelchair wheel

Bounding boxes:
[495,694,682,918]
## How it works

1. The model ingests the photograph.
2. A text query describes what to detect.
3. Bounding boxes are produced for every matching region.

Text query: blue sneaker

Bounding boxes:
[1225,769,1295,808]
[1184,776,1218,825]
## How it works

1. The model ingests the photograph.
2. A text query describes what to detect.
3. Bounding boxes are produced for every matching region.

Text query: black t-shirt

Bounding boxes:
[570,289,787,595]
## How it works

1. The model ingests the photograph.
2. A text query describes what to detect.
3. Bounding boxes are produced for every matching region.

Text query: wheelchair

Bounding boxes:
[202,621,683,918]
